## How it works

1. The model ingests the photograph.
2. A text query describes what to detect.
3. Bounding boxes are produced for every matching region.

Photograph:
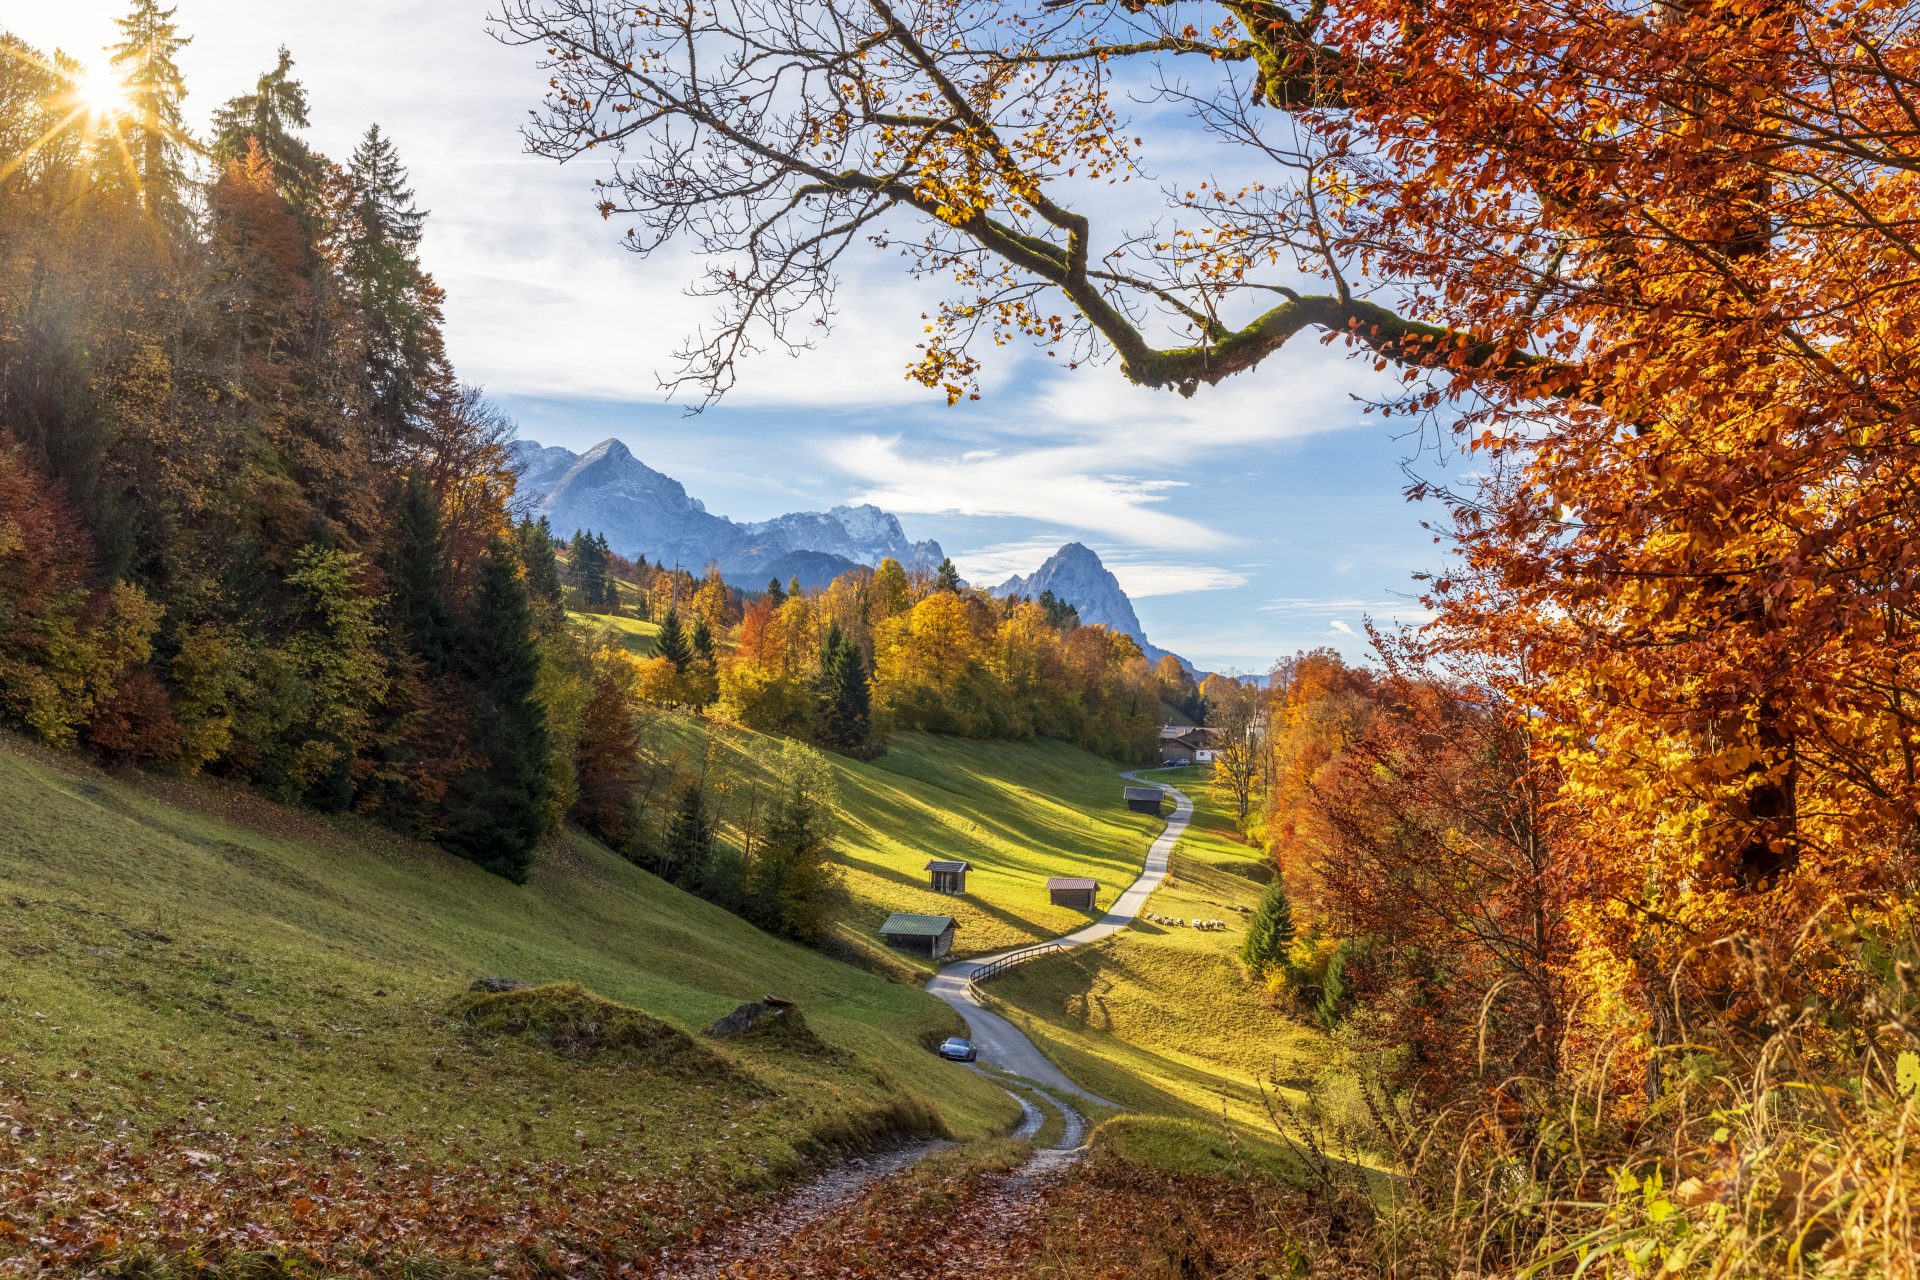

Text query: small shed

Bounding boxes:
[924,859,971,894]
[879,912,957,958]
[1124,785,1166,815]
[1047,877,1098,910]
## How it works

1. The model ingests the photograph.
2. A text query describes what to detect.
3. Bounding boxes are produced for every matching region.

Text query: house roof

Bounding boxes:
[880,912,956,937]
[923,859,971,873]
[1159,724,1196,739]
[1047,877,1098,891]
[1123,786,1164,802]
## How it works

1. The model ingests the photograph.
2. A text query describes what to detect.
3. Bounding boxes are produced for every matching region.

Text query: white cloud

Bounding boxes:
[1106,560,1251,598]
[831,435,1227,548]
[1329,619,1358,637]
[953,537,1251,597]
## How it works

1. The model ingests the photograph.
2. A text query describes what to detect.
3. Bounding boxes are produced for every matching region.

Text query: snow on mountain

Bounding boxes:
[507,438,944,584]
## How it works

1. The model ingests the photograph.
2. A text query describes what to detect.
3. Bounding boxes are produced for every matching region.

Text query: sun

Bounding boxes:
[70,63,131,122]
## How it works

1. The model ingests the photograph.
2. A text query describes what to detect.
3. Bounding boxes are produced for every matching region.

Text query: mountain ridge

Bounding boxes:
[509,438,944,589]
[994,542,1182,668]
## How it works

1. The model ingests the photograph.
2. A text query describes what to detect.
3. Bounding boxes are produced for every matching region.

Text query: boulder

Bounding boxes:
[707,996,836,1057]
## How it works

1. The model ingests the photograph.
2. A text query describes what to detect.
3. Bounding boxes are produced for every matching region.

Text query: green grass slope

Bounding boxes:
[981,767,1334,1173]
[687,728,1165,966]
[570,608,661,657]
[0,733,1016,1195]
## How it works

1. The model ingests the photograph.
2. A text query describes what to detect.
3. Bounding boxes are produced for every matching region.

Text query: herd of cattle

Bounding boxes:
[1142,912,1228,932]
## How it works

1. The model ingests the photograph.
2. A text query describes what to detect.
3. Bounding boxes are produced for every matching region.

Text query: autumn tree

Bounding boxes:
[1200,673,1262,831]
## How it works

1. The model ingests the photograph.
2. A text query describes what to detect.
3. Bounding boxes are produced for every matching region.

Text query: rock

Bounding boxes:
[707,997,837,1057]
[469,976,531,994]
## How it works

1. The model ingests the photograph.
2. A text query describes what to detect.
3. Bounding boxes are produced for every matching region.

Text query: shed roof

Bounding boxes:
[1123,786,1164,802]
[880,912,956,937]
[1159,725,1196,739]
[1047,877,1098,891]
[923,859,972,873]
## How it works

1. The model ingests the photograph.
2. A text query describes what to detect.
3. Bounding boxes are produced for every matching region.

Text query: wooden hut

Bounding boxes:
[924,859,971,894]
[1124,785,1165,815]
[1047,877,1098,910]
[879,912,957,958]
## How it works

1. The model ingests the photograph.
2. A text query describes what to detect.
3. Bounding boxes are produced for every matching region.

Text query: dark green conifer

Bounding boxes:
[441,538,550,882]
[656,604,692,670]
[935,557,963,593]
[390,474,452,669]
[1242,878,1297,972]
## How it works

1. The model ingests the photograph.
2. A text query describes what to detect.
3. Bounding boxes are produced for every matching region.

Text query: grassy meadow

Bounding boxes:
[0,732,1018,1196]
[981,766,1337,1173]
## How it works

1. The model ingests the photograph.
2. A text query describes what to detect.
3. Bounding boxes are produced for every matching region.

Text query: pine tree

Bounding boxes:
[766,576,786,607]
[1242,878,1297,973]
[935,557,963,593]
[568,529,608,610]
[389,474,453,669]
[109,1,192,218]
[817,623,873,755]
[656,604,692,671]
[346,125,441,446]
[745,746,839,941]
[210,48,319,207]
[689,613,714,666]
[659,780,713,884]
[514,516,563,611]
[441,538,550,882]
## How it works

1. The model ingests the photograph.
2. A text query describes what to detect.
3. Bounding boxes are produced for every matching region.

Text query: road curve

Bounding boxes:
[924,771,1193,1108]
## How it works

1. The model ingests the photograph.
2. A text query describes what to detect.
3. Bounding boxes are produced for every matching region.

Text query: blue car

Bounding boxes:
[937,1036,978,1062]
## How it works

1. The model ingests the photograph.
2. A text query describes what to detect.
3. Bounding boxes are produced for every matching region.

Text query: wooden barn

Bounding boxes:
[1047,877,1098,910]
[879,912,957,958]
[924,859,971,894]
[1124,785,1165,815]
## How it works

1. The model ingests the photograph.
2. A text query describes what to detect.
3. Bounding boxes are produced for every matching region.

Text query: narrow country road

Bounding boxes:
[924,771,1193,1109]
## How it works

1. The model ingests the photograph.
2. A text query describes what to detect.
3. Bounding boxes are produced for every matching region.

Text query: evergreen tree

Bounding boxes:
[514,516,563,611]
[787,575,802,600]
[659,779,713,884]
[817,623,873,755]
[568,529,608,610]
[656,604,692,671]
[210,47,319,207]
[689,613,715,666]
[109,0,192,217]
[345,125,441,446]
[442,538,550,882]
[1242,878,1297,973]
[389,474,453,669]
[935,557,963,593]
[745,747,839,941]
[593,533,618,608]
[766,576,786,606]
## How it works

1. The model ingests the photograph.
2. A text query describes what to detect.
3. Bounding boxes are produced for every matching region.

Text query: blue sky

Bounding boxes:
[23,2,1459,672]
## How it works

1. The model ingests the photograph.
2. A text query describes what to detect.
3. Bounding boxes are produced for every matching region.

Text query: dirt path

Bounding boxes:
[651,775,1187,1278]
[924,773,1193,1106]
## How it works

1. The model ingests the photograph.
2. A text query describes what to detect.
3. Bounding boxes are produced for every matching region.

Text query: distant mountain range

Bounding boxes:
[509,438,944,590]
[509,437,1182,666]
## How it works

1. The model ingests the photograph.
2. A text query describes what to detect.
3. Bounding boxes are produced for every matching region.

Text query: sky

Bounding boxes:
[17,2,1464,673]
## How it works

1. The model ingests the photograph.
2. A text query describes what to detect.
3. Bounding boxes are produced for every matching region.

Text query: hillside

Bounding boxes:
[0,733,1019,1250]
[657,725,1167,965]
[980,767,1340,1173]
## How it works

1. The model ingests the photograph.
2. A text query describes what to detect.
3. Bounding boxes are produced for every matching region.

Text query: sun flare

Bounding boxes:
[71,63,131,121]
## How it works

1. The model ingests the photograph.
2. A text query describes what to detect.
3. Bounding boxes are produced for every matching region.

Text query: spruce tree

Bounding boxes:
[109,1,192,218]
[766,576,786,607]
[389,474,452,670]
[346,125,439,442]
[689,613,715,666]
[210,48,319,206]
[745,762,838,941]
[568,529,607,610]
[441,538,550,882]
[935,557,963,593]
[659,780,713,884]
[1242,878,1297,973]
[817,624,872,755]
[656,604,692,670]
[514,516,563,612]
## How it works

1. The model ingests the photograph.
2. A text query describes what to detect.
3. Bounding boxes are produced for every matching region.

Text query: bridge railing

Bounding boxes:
[968,941,1066,995]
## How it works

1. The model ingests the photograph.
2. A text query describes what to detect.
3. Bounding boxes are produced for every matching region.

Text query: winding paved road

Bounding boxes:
[924,771,1193,1108]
